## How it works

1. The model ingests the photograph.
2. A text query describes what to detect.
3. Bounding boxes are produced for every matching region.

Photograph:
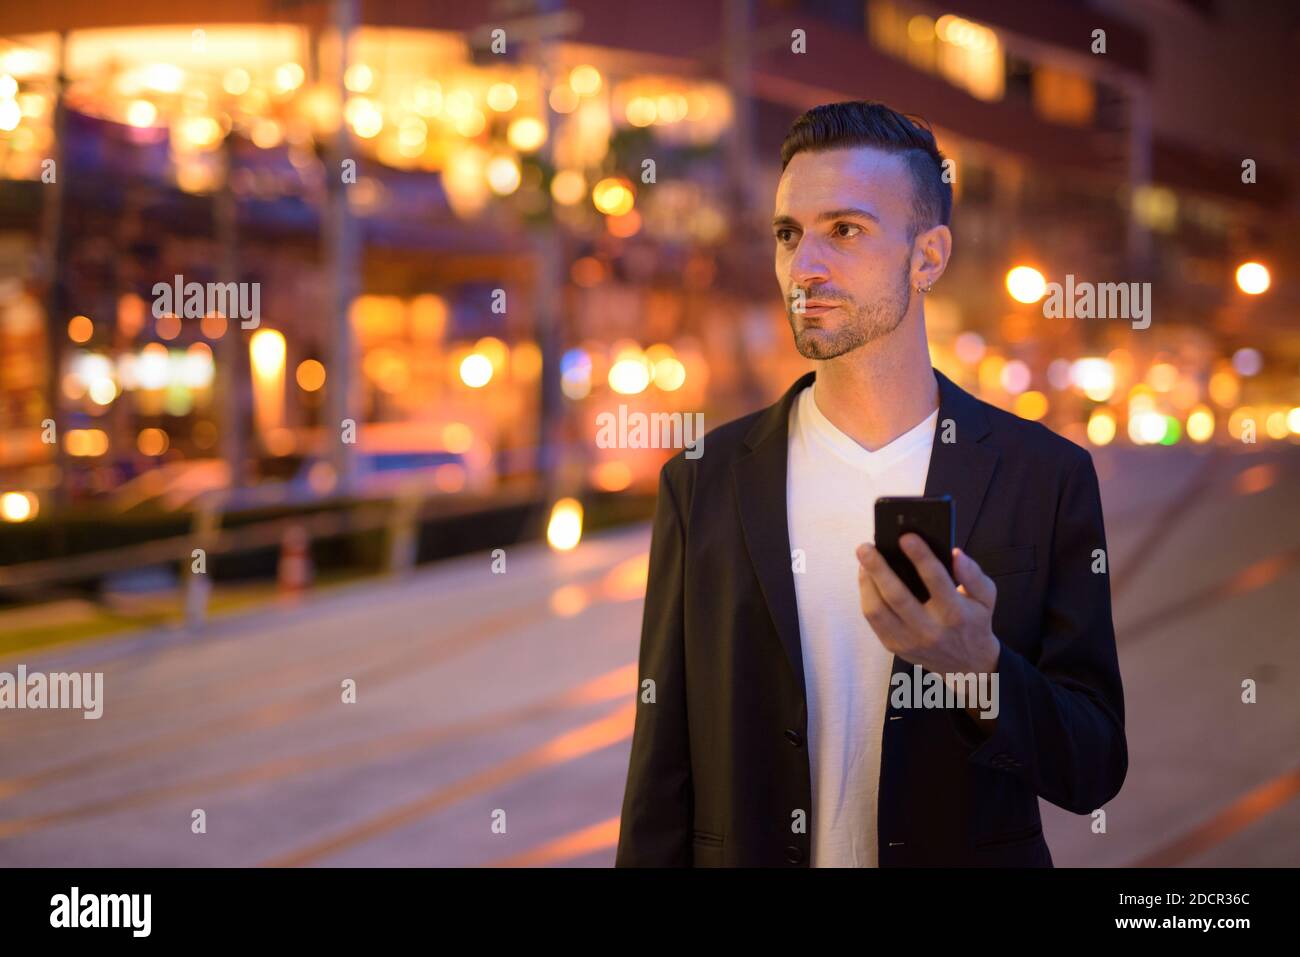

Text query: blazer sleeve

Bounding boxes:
[615,460,694,866]
[953,448,1129,814]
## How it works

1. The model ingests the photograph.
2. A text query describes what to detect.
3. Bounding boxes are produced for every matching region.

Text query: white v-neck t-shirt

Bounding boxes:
[786,381,938,867]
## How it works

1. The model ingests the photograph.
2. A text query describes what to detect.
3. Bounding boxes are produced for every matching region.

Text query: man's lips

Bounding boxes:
[794,300,839,315]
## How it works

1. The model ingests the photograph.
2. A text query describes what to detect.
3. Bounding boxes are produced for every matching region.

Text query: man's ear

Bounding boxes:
[912,223,953,288]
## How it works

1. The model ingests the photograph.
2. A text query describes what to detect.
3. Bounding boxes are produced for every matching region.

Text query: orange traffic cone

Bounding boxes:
[278,524,313,601]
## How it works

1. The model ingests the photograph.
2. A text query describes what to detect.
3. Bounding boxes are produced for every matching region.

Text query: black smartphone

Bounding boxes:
[873,495,955,603]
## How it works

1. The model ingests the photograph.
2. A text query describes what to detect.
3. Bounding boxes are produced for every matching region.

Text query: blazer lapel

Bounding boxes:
[922,368,999,551]
[733,371,815,693]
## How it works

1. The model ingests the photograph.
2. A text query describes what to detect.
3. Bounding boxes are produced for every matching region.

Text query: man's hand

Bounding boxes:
[855,535,1001,723]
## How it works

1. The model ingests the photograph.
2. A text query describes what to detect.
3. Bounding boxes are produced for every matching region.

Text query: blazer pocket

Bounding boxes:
[970,545,1035,578]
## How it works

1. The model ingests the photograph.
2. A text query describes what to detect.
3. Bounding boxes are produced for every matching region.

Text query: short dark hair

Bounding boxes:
[779,101,952,239]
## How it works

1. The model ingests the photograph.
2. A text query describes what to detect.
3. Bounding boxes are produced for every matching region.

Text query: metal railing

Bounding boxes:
[0,483,541,630]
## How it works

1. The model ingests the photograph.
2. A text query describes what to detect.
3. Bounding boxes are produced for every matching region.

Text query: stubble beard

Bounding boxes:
[787,257,913,360]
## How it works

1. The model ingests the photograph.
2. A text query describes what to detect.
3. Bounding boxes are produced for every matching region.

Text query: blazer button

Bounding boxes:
[784,729,803,747]
[785,845,804,864]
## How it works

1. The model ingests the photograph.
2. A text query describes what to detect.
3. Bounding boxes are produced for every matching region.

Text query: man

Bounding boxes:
[615,100,1127,867]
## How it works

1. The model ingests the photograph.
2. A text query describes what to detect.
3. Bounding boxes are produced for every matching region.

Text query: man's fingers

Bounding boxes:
[858,558,907,644]
[856,548,889,621]
[953,548,997,608]
[899,534,960,616]
[860,543,933,635]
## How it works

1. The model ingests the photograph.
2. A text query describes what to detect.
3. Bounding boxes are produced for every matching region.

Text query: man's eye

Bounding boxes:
[834,223,862,238]
[775,228,796,243]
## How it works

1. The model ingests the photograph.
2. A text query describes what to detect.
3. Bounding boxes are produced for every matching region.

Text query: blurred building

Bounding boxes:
[0,0,1297,526]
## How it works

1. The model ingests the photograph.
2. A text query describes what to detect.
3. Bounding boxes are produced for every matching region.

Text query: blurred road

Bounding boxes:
[1,443,1297,867]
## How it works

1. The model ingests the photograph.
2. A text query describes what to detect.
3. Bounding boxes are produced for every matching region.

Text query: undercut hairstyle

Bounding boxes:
[779,100,953,240]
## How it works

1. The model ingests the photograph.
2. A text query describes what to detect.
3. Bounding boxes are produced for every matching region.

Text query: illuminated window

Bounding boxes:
[1031,65,1096,126]
[867,2,1004,102]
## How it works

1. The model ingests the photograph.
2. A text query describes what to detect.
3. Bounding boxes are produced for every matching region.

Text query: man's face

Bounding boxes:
[773,147,918,360]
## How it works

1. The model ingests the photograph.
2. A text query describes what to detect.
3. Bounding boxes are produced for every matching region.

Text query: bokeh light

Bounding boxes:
[1006,266,1046,304]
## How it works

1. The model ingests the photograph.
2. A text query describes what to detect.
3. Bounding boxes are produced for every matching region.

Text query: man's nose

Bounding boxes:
[788,236,829,288]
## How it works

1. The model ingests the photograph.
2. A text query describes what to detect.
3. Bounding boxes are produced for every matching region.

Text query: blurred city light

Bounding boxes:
[486,82,518,112]
[977,354,1005,393]
[549,584,588,617]
[609,355,652,395]
[344,63,374,94]
[506,116,545,152]
[1000,358,1031,394]
[249,329,287,379]
[1046,358,1072,390]
[486,154,522,195]
[249,329,287,434]
[653,357,686,391]
[1087,409,1117,446]
[1147,362,1177,392]
[1014,390,1048,420]
[1227,407,1257,440]
[1232,347,1263,377]
[1264,411,1289,440]
[1208,369,1240,407]
[65,429,109,456]
[561,348,593,399]
[1128,410,1168,445]
[1071,358,1116,402]
[295,359,326,392]
[547,498,584,551]
[592,177,635,216]
[550,169,586,205]
[442,422,473,453]
[459,353,494,388]
[88,377,118,405]
[0,490,38,521]
[1187,406,1216,443]
[474,337,509,374]
[569,65,603,96]
[1235,261,1270,295]
[1159,415,1181,445]
[1005,265,1046,303]
[592,461,632,492]
[954,331,985,364]
[137,428,169,456]
[67,314,93,343]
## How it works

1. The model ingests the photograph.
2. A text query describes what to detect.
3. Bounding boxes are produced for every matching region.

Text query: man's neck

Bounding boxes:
[810,320,939,452]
